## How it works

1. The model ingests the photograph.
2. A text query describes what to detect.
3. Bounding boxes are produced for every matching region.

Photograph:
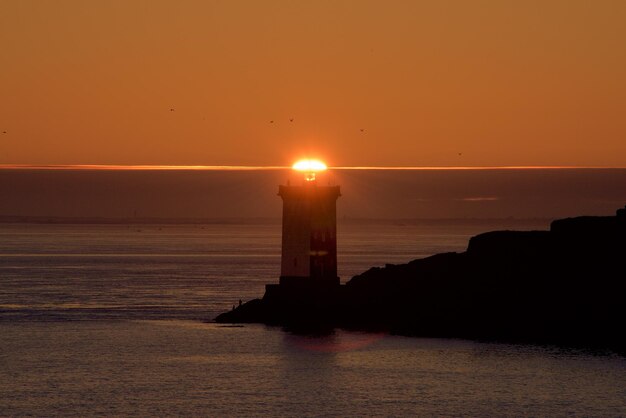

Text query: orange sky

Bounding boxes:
[1,0,625,167]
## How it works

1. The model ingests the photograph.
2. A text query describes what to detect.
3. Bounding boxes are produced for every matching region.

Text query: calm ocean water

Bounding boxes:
[2,221,626,416]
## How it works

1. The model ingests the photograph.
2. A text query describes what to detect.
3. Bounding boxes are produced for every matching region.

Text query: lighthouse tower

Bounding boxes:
[278,161,341,286]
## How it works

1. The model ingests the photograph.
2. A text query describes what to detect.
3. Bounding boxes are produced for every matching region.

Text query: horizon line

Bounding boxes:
[0,164,625,171]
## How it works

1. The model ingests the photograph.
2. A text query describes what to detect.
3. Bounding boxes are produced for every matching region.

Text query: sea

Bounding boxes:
[2,219,626,417]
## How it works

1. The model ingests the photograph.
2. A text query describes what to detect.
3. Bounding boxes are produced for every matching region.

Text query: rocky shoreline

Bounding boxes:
[216,206,626,348]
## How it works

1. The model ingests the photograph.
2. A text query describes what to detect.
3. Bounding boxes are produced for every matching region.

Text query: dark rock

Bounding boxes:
[215,298,266,323]
[216,207,626,349]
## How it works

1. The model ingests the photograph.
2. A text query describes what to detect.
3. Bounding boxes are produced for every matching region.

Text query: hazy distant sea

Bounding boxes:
[3,168,626,220]
[2,220,626,416]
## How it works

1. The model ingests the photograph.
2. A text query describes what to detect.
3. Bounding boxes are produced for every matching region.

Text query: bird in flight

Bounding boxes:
[169,108,175,112]
[289,118,294,122]
[360,128,365,132]
[269,120,274,124]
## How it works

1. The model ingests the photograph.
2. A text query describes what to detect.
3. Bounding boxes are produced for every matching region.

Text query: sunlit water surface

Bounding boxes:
[1,222,625,416]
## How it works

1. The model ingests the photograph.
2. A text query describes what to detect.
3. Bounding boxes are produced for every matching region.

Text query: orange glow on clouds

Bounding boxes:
[2,1,626,167]
[0,164,622,171]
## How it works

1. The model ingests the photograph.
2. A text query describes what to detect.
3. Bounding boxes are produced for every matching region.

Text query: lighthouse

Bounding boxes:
[278,160,341,286]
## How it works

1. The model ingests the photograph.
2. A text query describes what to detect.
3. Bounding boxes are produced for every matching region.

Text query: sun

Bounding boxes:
[292,159,327,172]
[292,159,327,181]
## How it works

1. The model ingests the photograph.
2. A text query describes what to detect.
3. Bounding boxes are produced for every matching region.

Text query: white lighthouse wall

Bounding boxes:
[309,195,338,279]
[280,196,311,278]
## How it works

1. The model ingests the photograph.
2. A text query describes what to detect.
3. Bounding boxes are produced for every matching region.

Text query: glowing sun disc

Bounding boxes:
[292,159,327,172]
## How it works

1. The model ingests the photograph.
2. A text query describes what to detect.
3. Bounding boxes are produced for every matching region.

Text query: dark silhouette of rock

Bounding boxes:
[216,207,626,348]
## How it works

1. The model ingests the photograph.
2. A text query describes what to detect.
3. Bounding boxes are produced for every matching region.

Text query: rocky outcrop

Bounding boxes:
[216,206,626,348]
